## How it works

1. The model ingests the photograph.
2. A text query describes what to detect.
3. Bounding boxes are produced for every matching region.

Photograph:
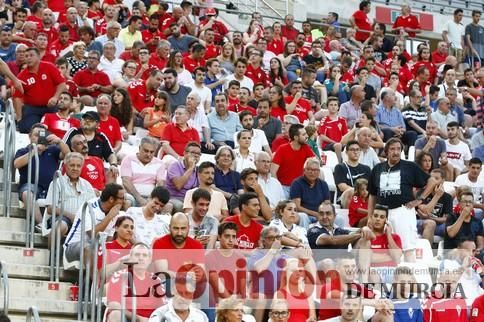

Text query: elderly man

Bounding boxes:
[206,92,242,152]
[356,127,380,169]
[120,137,166,207]
[161,106,200,159]
[290,157,330,228]
[95,21,125,57]
[45,152,96,246]
[149,40,171,70]
[339,85,365,128]
[13,47,66,133]
[96,94,122,153]
[99,41,125,82]
[431,97,458,139]
[185,92,212,151]
[368,138,437,262]
[73,50,113,106]
[255,152,285,210]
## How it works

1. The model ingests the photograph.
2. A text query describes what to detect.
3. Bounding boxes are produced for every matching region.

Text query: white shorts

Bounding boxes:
[388,206,417,251]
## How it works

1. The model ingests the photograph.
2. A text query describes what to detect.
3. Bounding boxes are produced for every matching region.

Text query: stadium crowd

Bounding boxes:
[1,0,484,321]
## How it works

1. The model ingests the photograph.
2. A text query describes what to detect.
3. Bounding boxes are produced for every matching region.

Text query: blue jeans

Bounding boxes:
[18,105,57,133]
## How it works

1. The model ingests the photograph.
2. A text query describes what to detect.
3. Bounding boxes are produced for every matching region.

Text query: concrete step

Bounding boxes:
[3,262,77,282]
[8,314,79,322]
[0,216,28,231]
[0,297,78,316]
[0,245,49,266]
[0,278,73,301]
[0,230,47,247]
[0,205,26,218]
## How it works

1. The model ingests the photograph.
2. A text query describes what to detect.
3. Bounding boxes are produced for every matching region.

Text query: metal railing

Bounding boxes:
[0,261,9,315]
[77,201,99,321]
[25,143,39,249]
[120,270,137,322]
[49,171,65,282]
[96,232,109,322]
[26,306,41,322]
[2,101,16,218]
[372,0,484,17]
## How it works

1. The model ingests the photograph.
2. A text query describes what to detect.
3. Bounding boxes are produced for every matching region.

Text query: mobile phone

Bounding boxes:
[38,129,50,145]
[196,228,207,237]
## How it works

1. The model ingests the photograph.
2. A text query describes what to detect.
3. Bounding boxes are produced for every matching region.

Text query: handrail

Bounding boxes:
[49,170,65,282]
[25,306,41,322]
[25,143,39,249]
[372,0,483,16]
[0,261,9,315]
[2,101,15,218]
[77,201,100,321]
[120,270,137,322]
[96,232,109,322]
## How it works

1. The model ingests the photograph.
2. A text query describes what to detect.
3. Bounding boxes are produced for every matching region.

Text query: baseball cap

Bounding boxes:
[82,111,100,122]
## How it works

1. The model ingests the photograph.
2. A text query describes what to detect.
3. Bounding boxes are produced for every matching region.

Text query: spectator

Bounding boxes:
[99,41,124,83]
[161,106,200,159]
[442,9,465,63]
[79,25,103,54]
[186,188,219,249]
[120,137,166,207]
[207,92,242,151]
[73,50,113,106]
[235,110,271,154]
[356,127,380,169]
[125,186,171,246]
[14,123,70,224]
[281,14,298,41]
[13,47,66,133]
[64,111,118,168]
[118,15,142,49]
[63,183,125,262]
[199,8,229,45]
[0,27,17,63]
[432,41,449,67]
[465,10,484,67]
[284,80,314,123]
[95,21,125,57]
[95,94,122,153]
[349,0,373,42]
[335,140,371,208]
[255,151,285,210]
[348,178,369,228]
[149,40,170,70]
[165,50,193,85]
[187,66,212,114]
[392,4,421,38]
[223,57,254,91]
[253,97,282,147]
[368,138,437,262]
[353,67,376,101]
[167,23,197,53]
[415,121,451,177]
[165,142,201,212]
[339,85,365,128]
[110,88,134,139]
[45,152,96,247]
[233,129,256,173]
[269,299,291,322]
[318,97,349,163]
[183,161,229,220]
[224,192,263,250]
[160,68,192,112]
[401,89,427,137]
[40,91,80,139]
[272,124,315,195]
[128,69,163,117]
[445,121,472,178]
[183,43,207,74]
[270,200,309,247]
[454,158,483,213]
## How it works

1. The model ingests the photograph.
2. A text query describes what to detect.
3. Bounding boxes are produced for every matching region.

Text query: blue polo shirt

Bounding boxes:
[289,176,330,213]
[207,111,242,142]
[214,167,242,194]
[15,145,61,193]
[204,75,223,105]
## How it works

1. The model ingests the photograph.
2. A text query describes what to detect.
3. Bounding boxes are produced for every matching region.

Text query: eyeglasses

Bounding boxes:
[460,200,473,205]
[319,211,333,215]
[270,311,289,317]
[265,235,282,241]
[305,167,320,172]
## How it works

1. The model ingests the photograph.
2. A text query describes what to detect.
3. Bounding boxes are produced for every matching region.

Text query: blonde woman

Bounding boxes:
[66,41,87,77]
[216,296,252,322]
[217,42,237,74]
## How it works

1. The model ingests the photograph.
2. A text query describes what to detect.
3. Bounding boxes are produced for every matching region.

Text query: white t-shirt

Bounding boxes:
[269,218,308,246]
[444,20,465,49]
[125,207,170,246]
[455,172,484,204]
[233,128,269,153]
[223,74,254,91]
[446,140,472,171]
[187,81,213,113]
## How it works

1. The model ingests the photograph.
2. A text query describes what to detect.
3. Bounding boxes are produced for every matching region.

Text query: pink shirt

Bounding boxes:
[120,154,167,196]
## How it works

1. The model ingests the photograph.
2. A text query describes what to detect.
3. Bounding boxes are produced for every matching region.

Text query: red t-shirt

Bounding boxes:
[412,61,437,83]
[72,69,111,98]
[245,64,268,86]
[27,15,42,29]
[38,26,59,45]
[13,61,65,107]
[317,116,348,148]
[432,50,448,66]
[224,215,263,250]
[47,0,66,13]
[281,25,299,41]
[392,15,421,38]
[151,234,204,272]
[272,143,315,186]
[271,134,289,152]
[182,55,206,74]
[41,113,80,138]
[49,39,73,57]
[423,296,468,322]
[127,79,157,113]
[267,38,284,55]
[141,29,165,53]
[80,156,106,191]
[97,239,132,270]
[370,233,402,267]
[161,123,200,156]
[348,195,368,227]
[99,116,122,147]
[198,20,229,44]
[204,44,221,60]
[227,96,240,113]
[284,96,312,123]
[149,53,168,70]
[65,22,79,41]
[352,10,372,42]
[232,104,256,116]
[471,294,484,322]
[65,80,79,98]
[270,106,287,122]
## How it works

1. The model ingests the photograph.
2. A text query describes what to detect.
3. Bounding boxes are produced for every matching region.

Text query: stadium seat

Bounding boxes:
[443,181,456,195]
[415,238,440,269]
[323,151,339,171]
[335,208,350,228]
[407,146,415,162]
[198,153,216,165]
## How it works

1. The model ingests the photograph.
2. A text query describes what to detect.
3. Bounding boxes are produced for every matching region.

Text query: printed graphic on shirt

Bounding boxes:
[379,170,402,198]
[238,234,255,249]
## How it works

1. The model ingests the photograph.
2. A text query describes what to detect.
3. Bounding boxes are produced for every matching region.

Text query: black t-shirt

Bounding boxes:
[64,128,114,162]
[444,213,483,250]
[334,162,371,198]
[303,54,325,70]
[420,191,453,218]
[368,160,429,209]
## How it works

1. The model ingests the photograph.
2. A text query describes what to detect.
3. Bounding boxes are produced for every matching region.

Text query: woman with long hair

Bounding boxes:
[323,65,350,103]
[268,85,287,121]
[165,50,192,85]
[268,57,288,88]
[243,19,263,45]
[272,22,287,55]
[111,88,134,139]
[278,40,304,82]
[412,46,436,83]
[66,41,87,77]
[217,42,237,74]
[98,216,134,279]
[416,151,434,174]
[144,91,171,139]
[270,200,308,247]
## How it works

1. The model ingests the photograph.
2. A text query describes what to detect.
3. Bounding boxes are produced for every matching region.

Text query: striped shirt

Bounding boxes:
[401,104,428,131]
[120,154,166,197]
